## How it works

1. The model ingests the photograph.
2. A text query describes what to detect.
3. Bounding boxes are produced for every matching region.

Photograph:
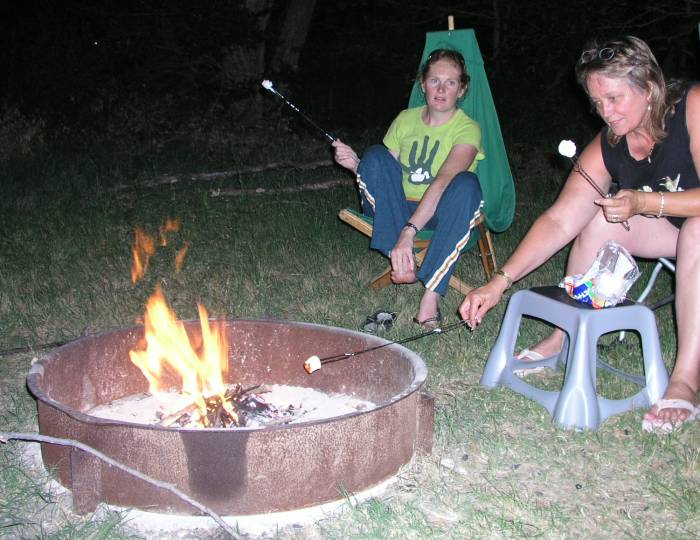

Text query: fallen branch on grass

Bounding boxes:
[0,341,67,357]
[209,177,352,197]
[0,432,242,540]
[110,159,334,191]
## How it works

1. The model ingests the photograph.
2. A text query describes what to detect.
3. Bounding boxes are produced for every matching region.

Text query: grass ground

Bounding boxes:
[1,126,699,539]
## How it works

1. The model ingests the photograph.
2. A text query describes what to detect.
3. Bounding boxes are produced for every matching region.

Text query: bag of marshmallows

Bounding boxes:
[561,240,640,309]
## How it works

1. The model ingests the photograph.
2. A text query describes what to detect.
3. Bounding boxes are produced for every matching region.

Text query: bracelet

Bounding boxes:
[657,191,665,218]
[403,221,420,234]
[494,269,513,289]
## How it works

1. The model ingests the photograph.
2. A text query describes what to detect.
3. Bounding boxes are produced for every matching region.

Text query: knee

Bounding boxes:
[359,145,393,170]
[576,209,609,244]
[444,171,483,200]
[679,216,700,243]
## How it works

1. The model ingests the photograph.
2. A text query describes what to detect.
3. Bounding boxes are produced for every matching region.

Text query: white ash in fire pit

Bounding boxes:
[87,384,375,428]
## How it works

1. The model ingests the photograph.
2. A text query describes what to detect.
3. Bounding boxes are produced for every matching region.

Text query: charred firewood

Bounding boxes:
[156,384,281,428]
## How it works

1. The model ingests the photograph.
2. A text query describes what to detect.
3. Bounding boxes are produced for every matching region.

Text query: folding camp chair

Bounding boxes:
[338,25,516,294]
[338,207,496,295]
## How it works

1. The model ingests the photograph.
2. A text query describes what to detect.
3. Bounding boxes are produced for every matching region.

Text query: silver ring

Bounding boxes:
[611,215,619,222]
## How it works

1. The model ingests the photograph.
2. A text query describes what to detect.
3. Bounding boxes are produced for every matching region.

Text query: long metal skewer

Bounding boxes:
[570,157,630,231]
[261,80,336,143]
[315,320,469,368]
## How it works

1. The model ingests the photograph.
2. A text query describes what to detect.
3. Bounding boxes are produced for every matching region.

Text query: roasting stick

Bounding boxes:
[572,161,631,231]
[304,320,469,374]
[261,80,336,143]
[558,139,630,231]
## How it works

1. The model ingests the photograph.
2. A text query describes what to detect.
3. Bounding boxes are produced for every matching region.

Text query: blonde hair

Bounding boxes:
[575,36,682,144]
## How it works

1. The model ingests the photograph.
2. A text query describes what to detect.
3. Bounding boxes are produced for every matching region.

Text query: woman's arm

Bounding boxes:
[390,143,477,276]
[408,143,478,229]
[332,138,360,173]
[460,133,612,326]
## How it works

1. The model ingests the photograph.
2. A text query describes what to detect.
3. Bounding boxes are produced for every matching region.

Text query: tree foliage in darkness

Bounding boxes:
[0,0,697,142]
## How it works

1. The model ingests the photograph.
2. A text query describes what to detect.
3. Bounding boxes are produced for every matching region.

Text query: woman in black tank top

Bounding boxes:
[460,36,700,433]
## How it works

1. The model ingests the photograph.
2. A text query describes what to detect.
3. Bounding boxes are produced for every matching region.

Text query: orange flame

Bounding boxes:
[175,241,190,273]
[129,219,230,426]
[131,218,187,285]
[159,217,181,246]
[131,226,156,285]
[129,288,233,426]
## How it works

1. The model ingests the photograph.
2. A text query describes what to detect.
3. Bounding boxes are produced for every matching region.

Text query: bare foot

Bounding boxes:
[390,268,417,284]
[414,290,440,325]
[643,380,699,425]
[518,329,565,360]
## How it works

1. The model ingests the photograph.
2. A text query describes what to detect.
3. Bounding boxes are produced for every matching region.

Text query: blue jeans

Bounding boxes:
[357,145,484,296]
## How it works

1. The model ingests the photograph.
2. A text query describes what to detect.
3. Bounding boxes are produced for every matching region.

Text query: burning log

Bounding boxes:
[157,384,283,428]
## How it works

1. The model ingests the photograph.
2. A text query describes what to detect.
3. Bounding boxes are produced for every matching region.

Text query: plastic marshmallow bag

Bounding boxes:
[560,240,640,309]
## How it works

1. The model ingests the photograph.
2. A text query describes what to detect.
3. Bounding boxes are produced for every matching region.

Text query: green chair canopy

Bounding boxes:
[408,28,516,234]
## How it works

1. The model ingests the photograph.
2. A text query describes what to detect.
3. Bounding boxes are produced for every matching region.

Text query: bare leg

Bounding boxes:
[523,211,678,359]
[644,217,700,425]
[415,289,440,324]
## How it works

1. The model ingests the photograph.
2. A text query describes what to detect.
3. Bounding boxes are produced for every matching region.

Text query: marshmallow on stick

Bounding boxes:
[303,355,322,374]
[260,79,335,143]
[558,139,630,231]
[558,139,576,158]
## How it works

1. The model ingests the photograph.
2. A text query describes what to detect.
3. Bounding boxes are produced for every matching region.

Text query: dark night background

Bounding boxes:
[1,1,698,170]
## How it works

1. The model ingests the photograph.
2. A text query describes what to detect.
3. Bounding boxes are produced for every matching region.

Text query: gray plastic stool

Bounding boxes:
[481,286,669,430]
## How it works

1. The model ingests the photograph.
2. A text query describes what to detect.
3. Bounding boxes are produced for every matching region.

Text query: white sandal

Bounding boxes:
[513,349,550,377]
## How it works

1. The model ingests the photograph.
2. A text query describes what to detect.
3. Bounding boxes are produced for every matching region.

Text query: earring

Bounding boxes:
[647,104,651,111]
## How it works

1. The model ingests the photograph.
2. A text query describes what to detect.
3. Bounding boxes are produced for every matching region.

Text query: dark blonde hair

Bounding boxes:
[575,36,682,144]
[419,49,470,89]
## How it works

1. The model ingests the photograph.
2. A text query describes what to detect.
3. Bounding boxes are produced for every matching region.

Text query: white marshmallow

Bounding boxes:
[304,355,322,374]
[558,139,577,158]
[261,79,274,90]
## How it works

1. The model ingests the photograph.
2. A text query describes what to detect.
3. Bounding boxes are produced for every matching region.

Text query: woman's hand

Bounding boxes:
[332,138,360,173]
[595,189,645,222]
[459,280,507,329]
[389,228,417,284]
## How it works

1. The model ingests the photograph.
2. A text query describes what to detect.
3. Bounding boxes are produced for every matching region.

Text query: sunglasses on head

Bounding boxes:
[579,47,616,64]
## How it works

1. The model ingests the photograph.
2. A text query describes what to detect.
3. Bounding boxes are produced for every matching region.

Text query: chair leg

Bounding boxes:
[619,257,675,342]
[341,208,498,295]
[447,275,475,295]
[477,221,497,279]
[370,268,393,291]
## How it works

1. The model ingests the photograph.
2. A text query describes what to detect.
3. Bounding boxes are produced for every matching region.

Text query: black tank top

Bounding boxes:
[601,83,698,229]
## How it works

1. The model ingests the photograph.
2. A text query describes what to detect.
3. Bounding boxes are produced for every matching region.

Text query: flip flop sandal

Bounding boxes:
[413,308,442,329]
[641,398,700,434]
[361,310,397,334]
[513,349,548,377]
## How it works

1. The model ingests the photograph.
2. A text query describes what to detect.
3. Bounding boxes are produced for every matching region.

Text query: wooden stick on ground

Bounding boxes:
[0,432,243,540]
[110,159,335,192]
[209,177,352,197]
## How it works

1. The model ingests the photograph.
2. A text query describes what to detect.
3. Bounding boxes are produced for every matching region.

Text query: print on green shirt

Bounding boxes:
[402,136,440,185]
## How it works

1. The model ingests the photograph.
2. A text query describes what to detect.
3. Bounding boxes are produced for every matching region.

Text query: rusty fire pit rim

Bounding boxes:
[26,318,427,433]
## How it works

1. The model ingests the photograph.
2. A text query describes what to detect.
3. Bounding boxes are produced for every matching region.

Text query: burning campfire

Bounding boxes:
[123,219,371,429]
[27,220,431,519]
[127,220,283,428]
[128,285,242,427]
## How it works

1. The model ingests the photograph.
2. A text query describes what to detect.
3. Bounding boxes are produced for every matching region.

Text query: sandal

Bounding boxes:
[361,310,397,334]
[413,308,442,329]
